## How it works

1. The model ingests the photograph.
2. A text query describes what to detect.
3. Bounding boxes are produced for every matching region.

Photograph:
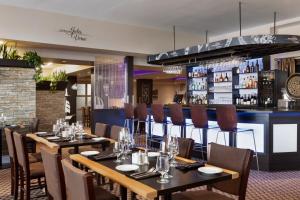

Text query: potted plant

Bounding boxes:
[36,71,68,91]
[0,43,31,68]
[22,51,43,81]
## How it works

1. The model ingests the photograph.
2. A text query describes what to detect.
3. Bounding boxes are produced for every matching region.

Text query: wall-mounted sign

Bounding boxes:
[59,26,87,41]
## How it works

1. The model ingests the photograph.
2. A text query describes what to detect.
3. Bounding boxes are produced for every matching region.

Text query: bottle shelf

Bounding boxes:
[208,91,232,93]
[208,81,232,84]
[208,69,233,73]
[234,72,258,75]
[233,87,258,90]
[189,89,207,92]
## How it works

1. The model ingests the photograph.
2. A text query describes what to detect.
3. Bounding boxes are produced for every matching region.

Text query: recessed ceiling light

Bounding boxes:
[62,60,67,63]
[46,62,53,66]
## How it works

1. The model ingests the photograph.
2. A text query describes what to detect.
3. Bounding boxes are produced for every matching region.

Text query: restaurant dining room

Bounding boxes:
[2,0,300,200]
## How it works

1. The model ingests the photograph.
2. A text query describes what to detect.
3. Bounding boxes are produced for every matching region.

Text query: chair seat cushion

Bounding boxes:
[30,162,45,178]
[173,190,233,200]
[29,152,42,163]
[94,185,118,200]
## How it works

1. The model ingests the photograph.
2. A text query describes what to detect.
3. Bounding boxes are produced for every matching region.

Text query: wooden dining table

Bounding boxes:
[26,133,111,154]
[70,152,239,200]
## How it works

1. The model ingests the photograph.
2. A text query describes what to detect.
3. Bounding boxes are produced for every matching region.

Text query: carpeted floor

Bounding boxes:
[1,168,300,200]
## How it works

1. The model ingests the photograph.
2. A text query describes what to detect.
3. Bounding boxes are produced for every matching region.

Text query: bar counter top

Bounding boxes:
[162,104,300,114]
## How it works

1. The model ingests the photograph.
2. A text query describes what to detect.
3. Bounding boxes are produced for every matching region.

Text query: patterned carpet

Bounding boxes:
[1,168,300,200]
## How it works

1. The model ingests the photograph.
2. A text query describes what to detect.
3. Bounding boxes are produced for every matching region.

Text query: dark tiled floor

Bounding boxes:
[1,168,300,200]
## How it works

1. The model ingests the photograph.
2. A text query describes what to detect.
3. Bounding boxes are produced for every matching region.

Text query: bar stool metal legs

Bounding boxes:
[215,131,227,146]
[190,127,205,160]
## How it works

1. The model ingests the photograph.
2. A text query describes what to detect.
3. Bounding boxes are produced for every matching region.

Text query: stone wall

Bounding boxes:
[0,67,36,124]
[36,90,65,131]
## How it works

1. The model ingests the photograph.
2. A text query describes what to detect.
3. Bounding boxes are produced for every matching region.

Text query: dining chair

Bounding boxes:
[13,132,46,200]
[40,146,66,200]
[216,105,259,171]
[29,118,39,133]
[163,137,194,159]
[95,122,108,137]
[61,159,118,200]
[4,128,43,200]
[177,138,195,159]
[110,125,123,141]
[173,143,253,200]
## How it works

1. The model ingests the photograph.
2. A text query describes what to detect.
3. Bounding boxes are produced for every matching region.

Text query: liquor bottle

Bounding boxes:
[255,60,259,72]
[240,95,244,105]
[251,62,255,73]
[253,95,257,105]
[215,74,219,82]
[249,76,253,88]
[235,94,240,105]
[224,73,229,82]
[219,73,223,82]
[246,61,250,73]
[236,67,240,74]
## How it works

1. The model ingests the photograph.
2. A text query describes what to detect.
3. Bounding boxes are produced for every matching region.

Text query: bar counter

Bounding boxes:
[93,106,300,171]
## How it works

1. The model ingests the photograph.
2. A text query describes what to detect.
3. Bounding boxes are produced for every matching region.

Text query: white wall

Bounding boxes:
[0,5,204,55]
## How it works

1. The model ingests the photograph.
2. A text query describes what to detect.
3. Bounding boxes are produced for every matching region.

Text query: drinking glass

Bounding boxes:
[169,136,179,167]
[53,124,59,136]
[113,142,123,163]
[156,155,170,184]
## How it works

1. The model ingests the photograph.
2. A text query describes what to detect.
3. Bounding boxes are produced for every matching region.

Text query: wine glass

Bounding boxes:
[113,142,123,163]
[169,136,179,167]
[156,155,170,184]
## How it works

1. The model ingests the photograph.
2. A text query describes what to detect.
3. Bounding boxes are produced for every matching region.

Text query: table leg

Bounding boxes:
[131,192,136,200]
[120,185,127,200]
[163,193,172,200]
[58,148,62,155]
[74,146,79,154]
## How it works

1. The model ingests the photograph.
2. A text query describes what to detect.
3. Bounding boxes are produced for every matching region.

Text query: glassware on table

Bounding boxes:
[113,142,123,163]
[156,154,170,184]
[53,124,59,136]
[68,128,76,142]
[169,136,179,167]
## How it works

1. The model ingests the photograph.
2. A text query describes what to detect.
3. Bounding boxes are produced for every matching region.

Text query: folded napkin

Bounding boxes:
[48,138,70,142]
[129,172,160,180]
[175,161,205,171]
[37,133,55,137]
[81,134,94,140]
[89,153,117,161]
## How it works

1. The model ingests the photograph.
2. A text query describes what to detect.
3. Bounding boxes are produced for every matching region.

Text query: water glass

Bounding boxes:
[156,155,170,184]
[114,142,122,163]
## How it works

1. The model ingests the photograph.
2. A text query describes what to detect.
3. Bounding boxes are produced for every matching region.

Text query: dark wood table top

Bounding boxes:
[27,133,110,150]
[70,153,239,200]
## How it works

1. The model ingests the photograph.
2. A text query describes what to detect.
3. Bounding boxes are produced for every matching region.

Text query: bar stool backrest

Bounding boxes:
[13,132,29,173]
[41,147,66,200]
[95,123,108,137]
[208,143,253,200]
[124,103,134,119]
[169,104,184,125]
[190,105,208,129]
[216,105,237,132]
[151,104,165,123]
[110,125,123,141]
[61,159,95,200]
[136,103,148,121]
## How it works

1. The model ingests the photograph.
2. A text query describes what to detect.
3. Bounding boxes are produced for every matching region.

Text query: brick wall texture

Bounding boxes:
[0,67,36,124]
[36,90,65,131]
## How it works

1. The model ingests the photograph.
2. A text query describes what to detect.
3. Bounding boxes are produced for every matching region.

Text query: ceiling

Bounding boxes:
[0,0,300,36]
